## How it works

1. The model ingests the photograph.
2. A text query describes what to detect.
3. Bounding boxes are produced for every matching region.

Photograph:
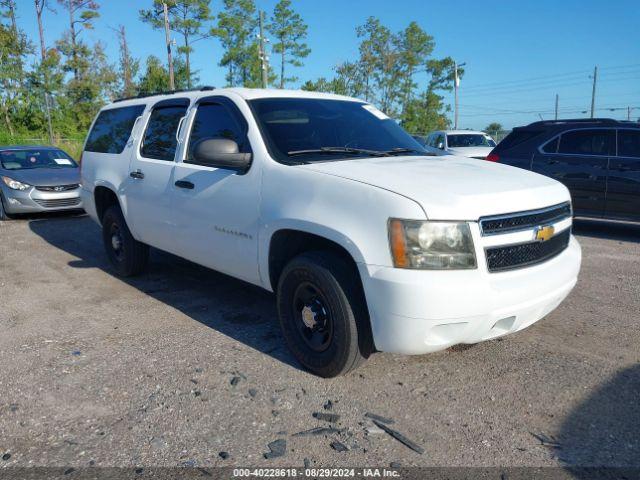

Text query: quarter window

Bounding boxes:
[558,129,612,156]
[542,137,559,154]
[85,105,145,154]
[618,130,640,158]
[141,105,188,161]
[187,102,249,162]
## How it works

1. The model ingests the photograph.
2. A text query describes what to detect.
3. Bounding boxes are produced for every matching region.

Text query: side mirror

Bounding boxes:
[437,142,445,150]
[192,138,252,172]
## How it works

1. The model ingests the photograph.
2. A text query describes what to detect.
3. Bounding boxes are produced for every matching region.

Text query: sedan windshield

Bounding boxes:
[249,98,427,163]
[447,134,496,148]
[0,149,78,170]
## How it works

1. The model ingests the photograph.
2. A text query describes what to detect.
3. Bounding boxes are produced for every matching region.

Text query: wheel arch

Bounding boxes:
[266,227,366,293]
[93,185,121,223]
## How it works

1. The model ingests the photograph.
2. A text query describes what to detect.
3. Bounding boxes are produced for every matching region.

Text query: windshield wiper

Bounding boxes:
[287,147,390,157]
[384,147,435,156]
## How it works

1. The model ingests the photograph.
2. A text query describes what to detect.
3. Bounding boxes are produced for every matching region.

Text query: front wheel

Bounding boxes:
[101,205,149,277]
[0,196,13,221]
[277,251,373,377]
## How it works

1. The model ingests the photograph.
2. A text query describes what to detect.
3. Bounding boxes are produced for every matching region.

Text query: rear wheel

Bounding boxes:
[101,205,149,276]
[277,251,373,377]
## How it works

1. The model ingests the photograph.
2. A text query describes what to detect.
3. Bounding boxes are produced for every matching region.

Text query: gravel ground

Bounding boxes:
[0,214,638,471]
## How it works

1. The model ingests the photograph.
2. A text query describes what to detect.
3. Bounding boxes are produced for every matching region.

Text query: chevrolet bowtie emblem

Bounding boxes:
[534,225,555,242]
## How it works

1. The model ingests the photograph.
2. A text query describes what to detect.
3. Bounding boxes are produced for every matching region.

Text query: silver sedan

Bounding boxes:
[0,146,83,220]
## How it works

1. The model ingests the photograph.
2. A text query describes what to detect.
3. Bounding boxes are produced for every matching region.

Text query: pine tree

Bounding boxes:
[140,0,211,89]
[267,0,310,88]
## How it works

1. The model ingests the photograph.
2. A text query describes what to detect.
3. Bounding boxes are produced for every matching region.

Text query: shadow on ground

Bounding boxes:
[559,364,640,474]
[28,215,303,372]
[573,218,640,244]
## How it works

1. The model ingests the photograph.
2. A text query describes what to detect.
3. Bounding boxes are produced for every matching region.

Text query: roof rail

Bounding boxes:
[113,85,216,103]
[526,118,620,127]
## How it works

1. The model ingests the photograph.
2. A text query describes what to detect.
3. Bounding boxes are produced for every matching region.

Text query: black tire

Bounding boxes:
[0,196,13,221]
[101,205,149,277]
[277,251,373,378]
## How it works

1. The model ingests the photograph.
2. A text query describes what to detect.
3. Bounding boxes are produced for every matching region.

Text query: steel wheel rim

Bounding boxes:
[109,223,124,262]
[292,281,333,353]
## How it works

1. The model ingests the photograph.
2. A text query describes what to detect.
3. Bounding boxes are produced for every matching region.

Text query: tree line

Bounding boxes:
[0,0,464,145]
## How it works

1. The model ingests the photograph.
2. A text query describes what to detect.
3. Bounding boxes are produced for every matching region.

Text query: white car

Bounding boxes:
[424,130,497,159]
[80,88,581,377]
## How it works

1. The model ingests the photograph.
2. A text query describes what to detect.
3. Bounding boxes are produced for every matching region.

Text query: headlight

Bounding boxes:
[2,176,31,191]
[389,219,477,269]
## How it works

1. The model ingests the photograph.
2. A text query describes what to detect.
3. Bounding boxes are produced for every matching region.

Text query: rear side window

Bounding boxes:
[187,102,249,162]
[542,137,559,153]
[558,129,612,156]
[141,105,188,161]
[618,130,640,158]
[498,129,543,150]
[85,105,145,154]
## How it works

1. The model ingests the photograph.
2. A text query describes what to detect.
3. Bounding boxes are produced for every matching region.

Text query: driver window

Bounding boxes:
[186,102,249,163]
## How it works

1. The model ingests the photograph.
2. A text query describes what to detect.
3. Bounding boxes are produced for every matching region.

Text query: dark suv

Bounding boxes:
[488,119,640,222]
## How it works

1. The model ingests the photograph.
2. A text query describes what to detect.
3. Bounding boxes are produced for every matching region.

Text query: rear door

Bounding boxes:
[125,98,190,251]
[533,128,612,217]
[606,129,640,220]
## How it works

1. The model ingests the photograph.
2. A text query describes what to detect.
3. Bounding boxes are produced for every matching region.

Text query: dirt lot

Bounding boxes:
[0,214,638,472]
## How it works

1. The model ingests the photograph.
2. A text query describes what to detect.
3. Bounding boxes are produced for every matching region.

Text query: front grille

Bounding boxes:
[35,184,79,192]
[34,197,81,208]
[480,202,571,236]
[485,229,571,272]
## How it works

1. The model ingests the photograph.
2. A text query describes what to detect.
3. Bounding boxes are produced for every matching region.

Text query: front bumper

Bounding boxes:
[359,234,581,354]
[1,185,83,214]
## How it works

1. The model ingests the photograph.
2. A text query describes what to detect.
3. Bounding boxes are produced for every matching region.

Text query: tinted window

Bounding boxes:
[558,129,611,156]
[250,98,424,163]
[447,134,496,148]
[0,149,77,170]
[434,134,445,148]
[85,105,145,154]
[542,137,559,153]
[618,130,640,158]
[498,129,543,150]
[141,106,187,161]
[187,103,249,162]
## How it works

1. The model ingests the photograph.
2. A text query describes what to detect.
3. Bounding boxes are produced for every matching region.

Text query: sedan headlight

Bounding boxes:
[389,219,477,269]
[2,176,31,191]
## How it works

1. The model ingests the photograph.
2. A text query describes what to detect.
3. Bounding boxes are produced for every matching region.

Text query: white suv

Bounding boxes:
[424,130,497,159]
[80,88,581,377]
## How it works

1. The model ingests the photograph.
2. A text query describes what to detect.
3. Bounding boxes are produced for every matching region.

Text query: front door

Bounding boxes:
[533,128,612,217]
[606,129,640,220]
[171,97,261,285]
[126,99,190,252]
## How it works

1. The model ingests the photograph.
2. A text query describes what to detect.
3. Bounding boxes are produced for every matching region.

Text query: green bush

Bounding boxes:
[0,131,86,161]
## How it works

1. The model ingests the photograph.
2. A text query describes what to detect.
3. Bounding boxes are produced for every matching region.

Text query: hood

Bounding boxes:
[301,155,570,220]
[446,146,494,159]
[3,167,80,187]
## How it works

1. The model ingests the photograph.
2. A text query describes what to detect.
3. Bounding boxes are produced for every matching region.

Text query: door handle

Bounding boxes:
[175,180,194,190]
[129,170,144,179]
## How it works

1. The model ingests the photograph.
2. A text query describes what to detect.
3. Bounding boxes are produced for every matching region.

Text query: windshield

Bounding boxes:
[447,134,496,148]
[0,149,77,170]
[249,98,426,163]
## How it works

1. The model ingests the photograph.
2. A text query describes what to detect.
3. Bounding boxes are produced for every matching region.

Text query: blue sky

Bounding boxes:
[12,0,640,130]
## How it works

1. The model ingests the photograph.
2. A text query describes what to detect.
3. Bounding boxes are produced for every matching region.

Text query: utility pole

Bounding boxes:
[453,61,465,129]
[258,10,269,89]
[162,2,175,91]
[555,94,559,120]
[590,65,598,118]
[628,106,631,121]
[34,0,54,144]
